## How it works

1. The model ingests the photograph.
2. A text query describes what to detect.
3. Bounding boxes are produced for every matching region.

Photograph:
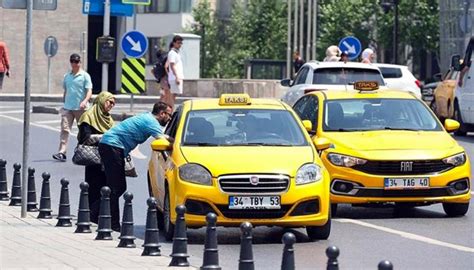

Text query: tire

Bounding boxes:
[454,102,468,136]
[442,202,469,217]
[306,217,331,240]
[163,187,175,241]
[147,171,164,230]
[331,203,338,217]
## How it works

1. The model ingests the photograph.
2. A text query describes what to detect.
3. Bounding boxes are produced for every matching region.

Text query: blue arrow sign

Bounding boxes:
[121,31,148,58]
[338,36,362,61]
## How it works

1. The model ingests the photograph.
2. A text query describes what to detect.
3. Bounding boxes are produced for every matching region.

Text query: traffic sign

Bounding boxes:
[2,0,57,10]
[43,36,58,57]
[82,0,134,17]
[121,58,146,94]
[122,0,151,4]
[120,31,148,58]
[338,36,362,61]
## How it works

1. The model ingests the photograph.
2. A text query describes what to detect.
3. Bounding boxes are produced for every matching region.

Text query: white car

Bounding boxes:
[374,63,422,99]
[280,61,386,106]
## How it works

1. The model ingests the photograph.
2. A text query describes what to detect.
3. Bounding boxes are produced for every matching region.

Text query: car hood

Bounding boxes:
[180,146,314,177]
[322,131,463,159]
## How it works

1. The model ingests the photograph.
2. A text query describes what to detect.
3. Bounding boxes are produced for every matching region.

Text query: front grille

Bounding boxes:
[352,160,453,175]
[355,188,452,197]
[216,205,291,219]
[218,174,290,194]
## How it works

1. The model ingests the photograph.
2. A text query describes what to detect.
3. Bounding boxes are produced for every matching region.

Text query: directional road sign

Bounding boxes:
[338,36,362,61]
[43,36,58,57]
[121,30,148,58]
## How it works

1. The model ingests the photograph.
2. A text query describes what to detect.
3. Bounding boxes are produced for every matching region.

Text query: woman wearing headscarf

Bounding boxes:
[323,45,341,62]
[77,92,115,225]
[361,48,375,63]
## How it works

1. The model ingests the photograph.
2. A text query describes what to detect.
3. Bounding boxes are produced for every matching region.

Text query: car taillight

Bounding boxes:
[415,80,422,89]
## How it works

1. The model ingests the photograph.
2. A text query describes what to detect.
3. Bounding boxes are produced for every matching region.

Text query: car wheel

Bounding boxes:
[306,217,331,240]
[163,186,175,241]
[442,202,469,217]
[331,203,338,217]
[454,102,468,136]
[147,171,164,230]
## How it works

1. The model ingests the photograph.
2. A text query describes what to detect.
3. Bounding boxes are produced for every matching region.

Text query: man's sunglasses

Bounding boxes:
[70,60,80,64]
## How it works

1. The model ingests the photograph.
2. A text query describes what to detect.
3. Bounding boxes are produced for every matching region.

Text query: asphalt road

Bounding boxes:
[1,101,473,269]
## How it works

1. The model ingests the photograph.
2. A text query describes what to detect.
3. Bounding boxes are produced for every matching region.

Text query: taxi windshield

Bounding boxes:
[323,98,442,132]
[182,109,308,146]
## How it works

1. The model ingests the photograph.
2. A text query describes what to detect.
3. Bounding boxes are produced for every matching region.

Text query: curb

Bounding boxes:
[31,105,137,121]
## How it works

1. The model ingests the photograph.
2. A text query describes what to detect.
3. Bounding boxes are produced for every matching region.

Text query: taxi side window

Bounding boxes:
[294,67,309,85]
[165,108,182,139]
[293,96,318,131]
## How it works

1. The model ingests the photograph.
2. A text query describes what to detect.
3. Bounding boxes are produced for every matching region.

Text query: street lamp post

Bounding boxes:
[381,0,399,64]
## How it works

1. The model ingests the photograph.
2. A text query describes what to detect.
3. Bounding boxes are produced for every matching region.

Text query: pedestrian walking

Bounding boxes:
[77,92,115,224]
[0,41,10,90]
[361,48,376,63]
[98,101,172,231]
[52,53,93,162]
[167,35,184,109]
[152,49,171,105]
[293,51,305,76]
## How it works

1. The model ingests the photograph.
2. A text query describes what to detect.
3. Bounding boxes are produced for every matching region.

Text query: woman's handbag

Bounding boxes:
[72,135,102,166]
[124,155,138,177]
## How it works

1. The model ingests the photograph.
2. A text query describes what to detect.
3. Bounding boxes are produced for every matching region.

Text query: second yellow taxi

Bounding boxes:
[148,94,330,241]
[292,82,471,216]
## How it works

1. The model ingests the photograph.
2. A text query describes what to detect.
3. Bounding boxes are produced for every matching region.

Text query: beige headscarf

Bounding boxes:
[78,92,115,133]
[323,45,341,62]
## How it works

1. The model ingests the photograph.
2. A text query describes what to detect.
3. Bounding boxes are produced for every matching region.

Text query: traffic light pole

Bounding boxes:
[102,0,111,92]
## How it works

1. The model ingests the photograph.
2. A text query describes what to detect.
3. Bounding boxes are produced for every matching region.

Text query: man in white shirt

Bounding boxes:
[167,35,184,108]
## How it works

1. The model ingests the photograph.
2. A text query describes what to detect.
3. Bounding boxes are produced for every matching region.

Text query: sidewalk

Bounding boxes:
[0,201,197,270]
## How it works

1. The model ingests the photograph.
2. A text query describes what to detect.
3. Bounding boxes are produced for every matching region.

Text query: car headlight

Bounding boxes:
[178,163,212,185]
[443,153,466,167]
[327,153,367,167]
[296,163,322,185]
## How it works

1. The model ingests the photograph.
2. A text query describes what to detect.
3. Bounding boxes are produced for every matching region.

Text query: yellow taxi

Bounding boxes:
[292,82,471,216]
[147,94,331,241]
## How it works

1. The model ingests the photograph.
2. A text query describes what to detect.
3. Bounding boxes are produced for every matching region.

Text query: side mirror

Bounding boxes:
[433,73,442,82]
[313,137,331,151]
[302,120,313,132]
[280,78,292,87]
[444,119,460,132]
[451,54,461,71]
[151,138,172,151]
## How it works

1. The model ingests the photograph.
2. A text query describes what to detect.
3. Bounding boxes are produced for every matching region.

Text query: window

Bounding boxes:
[137,0,194,13]
[293,96,318,130]
[294,67,309,85]
[165,107,182,139]
[146,37,164,64]
[313,68,385,85]
[379,67,403,79]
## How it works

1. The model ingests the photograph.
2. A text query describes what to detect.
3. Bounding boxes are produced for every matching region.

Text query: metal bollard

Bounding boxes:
[56,178,72,227]
[200,212,221,270]
[26,167,38,212]
[0,159,9,200]
[281,232,296,270]
[118,192,136,248]
[37,172,52,219]
[326,246,339,270]
[378,260,394,270]
[75,182,91,233]
[142,197,161,256]
[169,205,190,266]
[95,186,113,240]
[9,163,21,206]
[238,222,255,270]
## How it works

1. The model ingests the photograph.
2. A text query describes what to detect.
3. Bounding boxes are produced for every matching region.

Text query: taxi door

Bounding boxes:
[434,69,457,118]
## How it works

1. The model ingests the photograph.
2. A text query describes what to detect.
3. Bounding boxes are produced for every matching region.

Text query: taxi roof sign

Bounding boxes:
[354,81,379,91]
[219,94,251,105]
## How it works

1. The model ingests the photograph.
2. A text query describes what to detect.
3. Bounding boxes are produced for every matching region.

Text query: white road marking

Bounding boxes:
[335,218,474,253]
[35,119,61,124]
[130,146,147,159]
[471,191,474,195]
[0,110,26,114]
[0,114,77,136]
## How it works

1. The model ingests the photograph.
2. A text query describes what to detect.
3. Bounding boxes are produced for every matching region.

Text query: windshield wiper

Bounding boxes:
[183,142,220,146]
[383,127,420,131]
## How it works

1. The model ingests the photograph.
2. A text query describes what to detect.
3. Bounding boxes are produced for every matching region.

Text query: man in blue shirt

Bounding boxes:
[53,53,93,161]
[99,101,172,230]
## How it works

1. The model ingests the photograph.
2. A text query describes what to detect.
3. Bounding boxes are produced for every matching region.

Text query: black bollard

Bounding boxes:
[326,246,339,270]
[26,167,38,212]
[56,178,72,227]
[200,212,221,270]
[281,232,296,270]
[95,186,113,240]
[378,260,394,270]
[118,192,136,248]
[37,172,52,219]
[9,163,21,206]
[169,205,190,266]
[0,159,9,200]
[142,197,161,256]
[75,182,91,233]
[238,222,255,270]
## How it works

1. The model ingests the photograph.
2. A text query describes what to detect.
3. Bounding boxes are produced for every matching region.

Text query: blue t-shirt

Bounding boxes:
[63,69,93,110]
[101,112,164,155]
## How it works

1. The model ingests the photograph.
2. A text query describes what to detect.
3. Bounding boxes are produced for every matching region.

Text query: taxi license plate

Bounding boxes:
[229,196,281,210]
[384,178,430,189]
